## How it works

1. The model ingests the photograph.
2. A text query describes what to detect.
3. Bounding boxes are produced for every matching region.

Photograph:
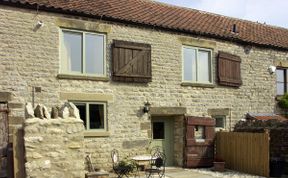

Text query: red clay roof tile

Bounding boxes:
[2,0,288,49]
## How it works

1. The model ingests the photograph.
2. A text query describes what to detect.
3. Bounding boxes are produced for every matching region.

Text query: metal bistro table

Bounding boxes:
[132,155,156,171]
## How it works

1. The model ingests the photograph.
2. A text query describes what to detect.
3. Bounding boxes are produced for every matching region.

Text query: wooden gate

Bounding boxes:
[184,116,215,168]
[216,132,270,177]
[0,103,8,177]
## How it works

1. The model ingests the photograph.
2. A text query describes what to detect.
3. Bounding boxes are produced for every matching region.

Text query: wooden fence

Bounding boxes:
[216,132,269,177]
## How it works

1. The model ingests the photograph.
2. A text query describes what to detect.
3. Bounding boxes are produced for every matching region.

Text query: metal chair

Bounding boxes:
[111,149,130,178]
[85,154,95,172]
[145,151,166,178]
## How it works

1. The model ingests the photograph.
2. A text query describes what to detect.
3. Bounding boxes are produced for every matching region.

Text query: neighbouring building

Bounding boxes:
[0,0,288,177]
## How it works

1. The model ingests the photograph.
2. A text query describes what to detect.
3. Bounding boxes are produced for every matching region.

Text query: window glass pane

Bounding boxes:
[276,69,284,82]
[277,82,284,95]
[62,31,82,72]
[183,47,196,81]
[195,126,205,139]
[89,104,105,129]
[85,34,104,75]
[198,50,210,82]
[74,103,87,129]
[153,122,164,139]
[215,116,225,128]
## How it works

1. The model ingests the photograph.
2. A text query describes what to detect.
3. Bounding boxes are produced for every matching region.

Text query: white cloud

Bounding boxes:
[156,0,288,28]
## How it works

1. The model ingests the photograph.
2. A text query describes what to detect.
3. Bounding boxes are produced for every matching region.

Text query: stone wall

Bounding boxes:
[174,116,185,166]
[0,5,286,170]
[24,103,85,178]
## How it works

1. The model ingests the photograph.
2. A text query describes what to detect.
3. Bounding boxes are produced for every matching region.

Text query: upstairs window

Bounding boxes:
[276,68,288,95]
[182,46,212,84]
[60,29,105,76]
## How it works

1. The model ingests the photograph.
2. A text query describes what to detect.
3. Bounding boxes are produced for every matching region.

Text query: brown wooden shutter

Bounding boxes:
[218,51,242,87]
[112,40,151,83]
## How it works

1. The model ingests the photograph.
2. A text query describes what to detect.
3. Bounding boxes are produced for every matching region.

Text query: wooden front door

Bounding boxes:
[151,117,174,166]
[184,116,215,168]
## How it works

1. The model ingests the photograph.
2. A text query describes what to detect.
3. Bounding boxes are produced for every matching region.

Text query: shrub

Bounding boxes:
[278,93,288,109]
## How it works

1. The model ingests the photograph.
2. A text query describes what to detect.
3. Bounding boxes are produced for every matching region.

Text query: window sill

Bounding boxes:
[181,82,216,88]
[84,131,110,137]
[57,74,109,81]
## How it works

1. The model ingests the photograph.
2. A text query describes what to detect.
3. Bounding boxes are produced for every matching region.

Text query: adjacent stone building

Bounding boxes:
[0,0,288,177]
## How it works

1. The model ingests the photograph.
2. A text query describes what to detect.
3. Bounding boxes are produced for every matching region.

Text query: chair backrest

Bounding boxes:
[85,154,95,172]
[111,149,119,165]
[150,146,162,155]
[151,151,166,169]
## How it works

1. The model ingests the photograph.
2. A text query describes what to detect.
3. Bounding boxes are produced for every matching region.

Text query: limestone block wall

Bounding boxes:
[24,103,85,178]
[0,4,287,170]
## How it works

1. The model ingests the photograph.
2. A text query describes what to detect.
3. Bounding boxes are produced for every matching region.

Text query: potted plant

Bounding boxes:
[213,157,225,172]
[117,158,137,174]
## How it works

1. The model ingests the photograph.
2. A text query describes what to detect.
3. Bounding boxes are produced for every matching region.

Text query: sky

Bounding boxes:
[156,0,288,29]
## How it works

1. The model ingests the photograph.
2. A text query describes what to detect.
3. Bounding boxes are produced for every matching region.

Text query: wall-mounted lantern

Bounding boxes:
[143,101,151,113]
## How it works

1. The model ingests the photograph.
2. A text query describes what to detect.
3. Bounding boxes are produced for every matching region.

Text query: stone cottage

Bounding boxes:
[1,0,288,177]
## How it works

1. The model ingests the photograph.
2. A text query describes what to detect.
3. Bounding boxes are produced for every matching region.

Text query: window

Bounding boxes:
[61,29,105,75]
[276,68,288,95]
[213,115,226,131]
[73,102,107,131]
[153,122,165,139]
[183,46,212,84]
[194,126,205,139]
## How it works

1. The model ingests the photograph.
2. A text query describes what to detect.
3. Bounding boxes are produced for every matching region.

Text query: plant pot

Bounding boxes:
[213,161,225,172]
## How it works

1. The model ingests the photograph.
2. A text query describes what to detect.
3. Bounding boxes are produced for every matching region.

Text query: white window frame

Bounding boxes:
[73,101,107,132]
[182,45,213,84]
[213,115,226,131]
[60,28,106,76]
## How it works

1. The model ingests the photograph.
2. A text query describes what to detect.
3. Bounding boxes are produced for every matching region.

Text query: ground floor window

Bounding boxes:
[73,102,107,130]
[213,115,226,131]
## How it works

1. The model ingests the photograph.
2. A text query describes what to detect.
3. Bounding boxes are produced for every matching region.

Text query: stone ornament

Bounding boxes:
[59,102,80,119]
[25,103,35,118]
[25,102,81,120]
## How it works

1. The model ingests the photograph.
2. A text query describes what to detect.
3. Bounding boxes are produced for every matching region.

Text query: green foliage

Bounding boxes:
[279,93,288,109]
[117,158,137,172]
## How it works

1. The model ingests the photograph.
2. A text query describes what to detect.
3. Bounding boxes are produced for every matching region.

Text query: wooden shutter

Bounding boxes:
[112,40,151,83]
[218,51,242,87]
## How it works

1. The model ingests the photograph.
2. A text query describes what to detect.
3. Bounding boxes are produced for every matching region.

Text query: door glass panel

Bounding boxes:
[153,122,165,139]
[195,126,205,142]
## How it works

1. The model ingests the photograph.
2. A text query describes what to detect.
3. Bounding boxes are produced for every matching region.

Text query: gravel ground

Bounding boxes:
[189,168,265,178]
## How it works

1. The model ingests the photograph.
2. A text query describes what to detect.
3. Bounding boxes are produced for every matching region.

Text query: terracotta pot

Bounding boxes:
[213,161,225,172]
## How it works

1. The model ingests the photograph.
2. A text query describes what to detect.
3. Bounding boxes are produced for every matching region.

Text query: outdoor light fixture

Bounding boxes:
[268,65,276,74]
[143,101,151,113]
[36,20,44,28]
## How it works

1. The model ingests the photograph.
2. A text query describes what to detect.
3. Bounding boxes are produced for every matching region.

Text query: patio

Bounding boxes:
[109,167,264,178]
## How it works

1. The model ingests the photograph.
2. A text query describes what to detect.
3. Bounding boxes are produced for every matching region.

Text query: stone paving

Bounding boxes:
[110,167,267,178]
